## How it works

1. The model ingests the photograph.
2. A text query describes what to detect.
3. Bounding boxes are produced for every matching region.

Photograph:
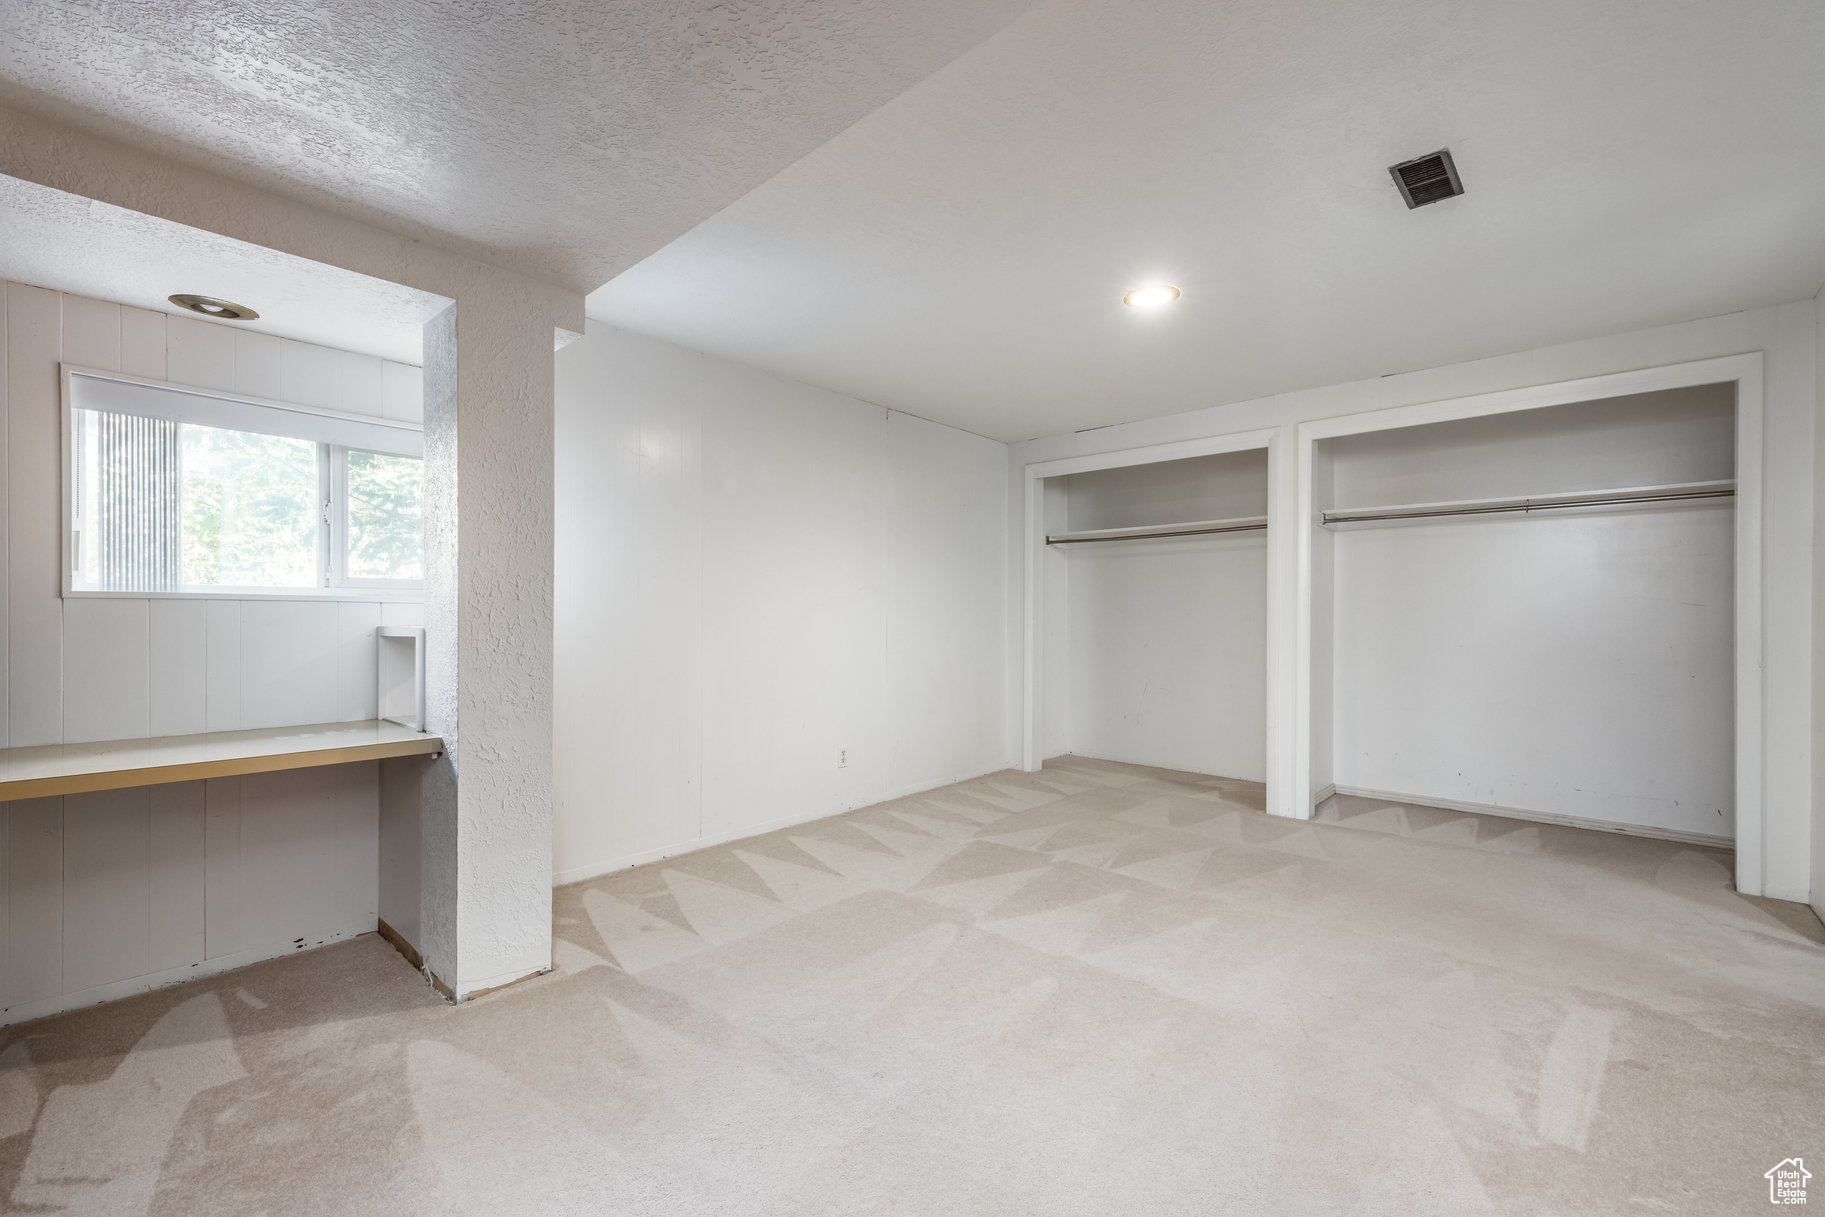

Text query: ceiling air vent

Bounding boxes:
[1389,148,1463,209]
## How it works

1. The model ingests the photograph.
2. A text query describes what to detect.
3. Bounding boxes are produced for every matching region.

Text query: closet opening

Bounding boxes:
[1039,447,1270,792]
[1311,382,1737,847]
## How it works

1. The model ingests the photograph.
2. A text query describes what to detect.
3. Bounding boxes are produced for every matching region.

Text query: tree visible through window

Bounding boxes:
[180,424,320,589]
[345,450,425,582]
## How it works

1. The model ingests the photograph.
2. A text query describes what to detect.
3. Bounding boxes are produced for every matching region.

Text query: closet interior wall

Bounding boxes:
[1047,450,1268,781]
[1320,384,1737,841]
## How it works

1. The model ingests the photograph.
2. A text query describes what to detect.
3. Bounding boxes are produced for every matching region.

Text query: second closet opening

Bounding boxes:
[1311,382,1736,844]
[1042,448,1269,786]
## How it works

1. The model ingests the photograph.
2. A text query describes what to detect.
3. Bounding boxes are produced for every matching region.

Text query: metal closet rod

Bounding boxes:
[1322,480,1735,527]
[1046,517,1268,546]
[1044,482,1733,544]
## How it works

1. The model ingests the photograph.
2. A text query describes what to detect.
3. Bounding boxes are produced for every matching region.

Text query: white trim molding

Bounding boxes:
[551,761,1014,888]
[1326,784,1735,850]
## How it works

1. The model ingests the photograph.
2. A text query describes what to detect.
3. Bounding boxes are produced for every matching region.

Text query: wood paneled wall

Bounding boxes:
[0,280,422,1023]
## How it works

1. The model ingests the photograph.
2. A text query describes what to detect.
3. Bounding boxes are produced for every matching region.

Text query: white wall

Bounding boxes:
[1309,442,1335,799]
[1054,452,1268,779]
[1332,512,1733,838]
[1063,452,1268,530]
[1039,480,1071,760]
[1324,386,1735,506]
[0,280,424,1023]
[1815,283,1825,926]
[1065,536,1266,779]
[1010,301,1817,903]
[552,323,1008,883]
[1327,388,1736,839]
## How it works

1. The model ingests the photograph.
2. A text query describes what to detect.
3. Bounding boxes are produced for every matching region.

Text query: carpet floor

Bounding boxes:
[1,757,1821,1215]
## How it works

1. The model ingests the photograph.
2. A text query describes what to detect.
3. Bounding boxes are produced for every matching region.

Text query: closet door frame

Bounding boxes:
[1019,427,1287,808]
[1294,353,1765,895]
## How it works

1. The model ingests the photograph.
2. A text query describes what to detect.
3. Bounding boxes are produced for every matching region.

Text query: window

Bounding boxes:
[64,368,424,597]
[339,449,425,584]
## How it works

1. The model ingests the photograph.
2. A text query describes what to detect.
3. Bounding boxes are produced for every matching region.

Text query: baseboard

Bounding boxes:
[0,921,375,1028]
[460,965,551,1003]
[1311,783,1338,805]
[1053,751,1270,784]
[551,760,1016,888]
[1328,784,1734,849]
[376,917,425,971]
[876,761,1017,803]
[378,917,552,1004]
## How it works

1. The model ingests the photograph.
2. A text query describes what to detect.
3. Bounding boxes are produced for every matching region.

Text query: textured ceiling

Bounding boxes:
[588,0,1825,441]
[0,0,1037,293]
[0,174,445,363]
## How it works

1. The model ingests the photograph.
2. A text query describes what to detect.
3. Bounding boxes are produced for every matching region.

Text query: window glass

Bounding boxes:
[68,387,425,597]
[345,449,425,581]
[180,423,321,589]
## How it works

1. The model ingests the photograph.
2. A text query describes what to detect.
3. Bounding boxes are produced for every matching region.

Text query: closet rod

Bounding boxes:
[1322,479,1734,527]
[1046,516,1268,545]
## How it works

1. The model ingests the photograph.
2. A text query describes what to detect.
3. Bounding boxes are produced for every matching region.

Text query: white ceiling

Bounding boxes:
[588,0,1825,441]
[0,174,444,364]
[0,0,1037,293]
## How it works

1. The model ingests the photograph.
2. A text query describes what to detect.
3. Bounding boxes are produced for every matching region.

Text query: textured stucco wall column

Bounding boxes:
[418,283,558,998]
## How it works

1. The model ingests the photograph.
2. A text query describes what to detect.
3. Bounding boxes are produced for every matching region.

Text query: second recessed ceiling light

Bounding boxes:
[1123,284,1181,308]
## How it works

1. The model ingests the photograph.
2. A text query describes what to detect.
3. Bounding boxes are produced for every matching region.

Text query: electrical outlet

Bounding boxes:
[838,749,848,768]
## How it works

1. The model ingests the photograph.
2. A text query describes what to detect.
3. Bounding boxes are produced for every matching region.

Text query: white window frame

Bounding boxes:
[61,365,425,602]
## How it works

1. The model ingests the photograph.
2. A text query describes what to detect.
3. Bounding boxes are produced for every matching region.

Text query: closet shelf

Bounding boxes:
[1322,479,1735,527]
[0,720,445,802]
[1046,515,1268,545]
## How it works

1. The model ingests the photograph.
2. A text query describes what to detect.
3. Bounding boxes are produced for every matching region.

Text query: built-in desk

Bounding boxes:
[0,721,445,801]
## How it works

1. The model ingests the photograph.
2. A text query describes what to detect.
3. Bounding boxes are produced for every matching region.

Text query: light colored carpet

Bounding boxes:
[1,757,1821,1215]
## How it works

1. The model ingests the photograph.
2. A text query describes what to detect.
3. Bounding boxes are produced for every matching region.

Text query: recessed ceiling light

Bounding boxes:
[1123,284,1181,309]
[169,293,259,321]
